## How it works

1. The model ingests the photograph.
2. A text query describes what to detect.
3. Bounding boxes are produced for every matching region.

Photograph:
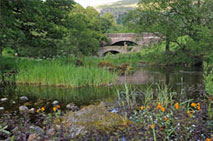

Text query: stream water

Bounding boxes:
[0,65,204,113]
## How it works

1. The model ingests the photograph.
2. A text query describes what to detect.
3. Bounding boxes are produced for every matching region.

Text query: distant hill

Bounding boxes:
[95,0,139,24]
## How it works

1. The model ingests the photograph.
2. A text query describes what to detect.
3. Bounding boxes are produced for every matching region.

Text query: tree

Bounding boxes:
[125,0,213,55]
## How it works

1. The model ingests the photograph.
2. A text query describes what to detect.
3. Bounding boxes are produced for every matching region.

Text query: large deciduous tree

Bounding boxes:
[125,0,213,57]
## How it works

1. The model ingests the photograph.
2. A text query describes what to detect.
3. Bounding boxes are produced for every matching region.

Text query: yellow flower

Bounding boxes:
[191,103,197,108]
[206,138,211,141]
[36,109,40,113]
[140,106,144,110]
[164,117,168,121]
[161,106,165,112]
[148,124,155,129]
[147,106,151,110]
[53,107,57,112]
[57,105,61,109]
[41,107,45,111]
[174,103,180,110]
[43,126,45,129]
[187,110,193,118]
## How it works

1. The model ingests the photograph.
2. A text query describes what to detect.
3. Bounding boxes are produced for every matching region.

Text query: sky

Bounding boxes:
[75,0,120,7]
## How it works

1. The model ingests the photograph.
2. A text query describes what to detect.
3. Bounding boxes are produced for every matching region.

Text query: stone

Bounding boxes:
[12,101,16,104]
[61,102,134,138]
[20,96,28,101]
[1,98,8,102]
[47,128,55,136]
[29,108,35,114]
[52,101,59,105]
[66,103,78,111]
[28,133,37,141]
[0,107,4,111]
[29,126,43,135]
[19,105,29,114]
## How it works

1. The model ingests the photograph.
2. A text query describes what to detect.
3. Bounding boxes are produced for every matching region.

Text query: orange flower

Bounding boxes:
[53,107,57,112]
[41,107,45,111]
[164,117,168,121]
[161,106,165,112]
[156,102,162,109]
[140,106,144,110]
[191,103,197,108]
[197,103,200,110]
[206,138,211,141]
[57,105,61,109]
[174,103,180,110]
[43,126,45,129]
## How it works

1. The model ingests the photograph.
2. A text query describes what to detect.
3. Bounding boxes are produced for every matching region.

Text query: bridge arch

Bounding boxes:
[111,40,138,46]
[103,50,120,56]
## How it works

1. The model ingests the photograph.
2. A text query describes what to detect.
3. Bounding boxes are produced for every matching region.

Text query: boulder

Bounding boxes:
[60,102,134,138]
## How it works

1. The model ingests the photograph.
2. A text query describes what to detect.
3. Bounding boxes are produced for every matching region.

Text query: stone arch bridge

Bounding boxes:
[98,33,160,57]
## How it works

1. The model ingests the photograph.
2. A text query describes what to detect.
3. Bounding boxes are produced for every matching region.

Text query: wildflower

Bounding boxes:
[206,138,211,141]
[175,103,180,110]
[161,106,165,112]
[147,106,151,110]
[187,110,193,118]
[57,105,61,109]
[53,107,57,112]
[43,126,45,129]
[140,106,144,110]
[164,117,168,121]
[41,107,45,111]
[148,124,155,129]
[197,103,200,110]
[36,109,40,113]
[191,103,197,108]
[156,104,161,110]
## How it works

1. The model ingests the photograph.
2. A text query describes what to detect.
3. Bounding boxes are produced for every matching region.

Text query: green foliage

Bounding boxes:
[16,58,117,88]
[125,0,213,65]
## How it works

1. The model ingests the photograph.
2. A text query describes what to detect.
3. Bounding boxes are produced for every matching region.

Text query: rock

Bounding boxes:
[52,101,59,105]
[1,98,8,102]
[29,108,35,114]
[12,101,16,104]
[66,103,78,111]
[0,107,4,111]
[29,126,43,135]
[28,133,37,141]
[61,102,134,138]
[47,128,55,136]
[19,105,29,114]
[20,96,28,101]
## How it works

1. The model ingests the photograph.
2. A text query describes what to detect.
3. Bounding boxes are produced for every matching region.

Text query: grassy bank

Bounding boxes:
[0,56,117,88]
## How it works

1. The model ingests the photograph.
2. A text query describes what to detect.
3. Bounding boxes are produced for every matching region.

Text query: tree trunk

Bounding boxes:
[0,47,2,56]
[166,38,170,52]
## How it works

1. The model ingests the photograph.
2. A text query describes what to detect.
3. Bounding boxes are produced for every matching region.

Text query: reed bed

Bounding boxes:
[16,61,117,88]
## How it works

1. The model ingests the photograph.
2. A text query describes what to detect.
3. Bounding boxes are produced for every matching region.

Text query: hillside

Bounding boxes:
[95,0,139,24]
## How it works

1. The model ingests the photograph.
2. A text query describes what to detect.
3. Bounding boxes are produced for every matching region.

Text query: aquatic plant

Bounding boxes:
[16,60,117,88]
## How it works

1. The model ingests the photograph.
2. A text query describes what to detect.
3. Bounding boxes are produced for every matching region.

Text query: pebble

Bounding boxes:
[1,98,8,102]
[20,96,29,101]
[52,101,59,105]
[29,108,35,114]
[19,105,29,113]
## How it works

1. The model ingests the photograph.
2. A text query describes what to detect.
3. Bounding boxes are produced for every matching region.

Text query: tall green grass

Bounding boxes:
[16,60,117,88]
